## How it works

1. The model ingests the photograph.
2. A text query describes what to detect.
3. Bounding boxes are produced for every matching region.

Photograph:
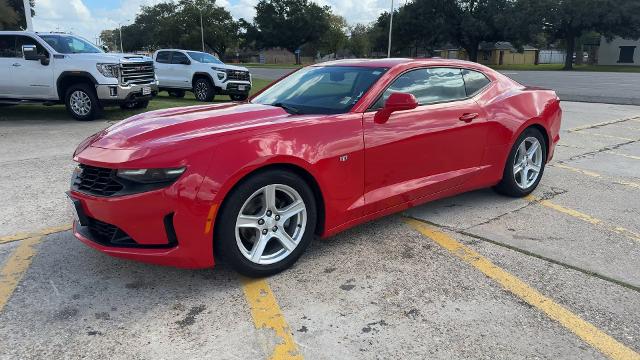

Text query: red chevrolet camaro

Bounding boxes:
[69,58,561,276]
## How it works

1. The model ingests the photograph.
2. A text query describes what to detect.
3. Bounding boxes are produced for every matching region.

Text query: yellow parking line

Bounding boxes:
[0,224,71,245]
[241,277,302,360]
[550,163,640,189]
[405,219,640,360]
[568,116,640,132]
[0,236,42,312]
[525,195,640,242]
[606,151,640,161]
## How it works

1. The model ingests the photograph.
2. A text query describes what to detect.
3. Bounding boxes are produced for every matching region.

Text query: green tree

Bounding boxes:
[440,0,516,62]
[254,0,332,61]
[348,24,371,57]
[532,0,640,69]
[320,14,348,56]
[1,0,34,30]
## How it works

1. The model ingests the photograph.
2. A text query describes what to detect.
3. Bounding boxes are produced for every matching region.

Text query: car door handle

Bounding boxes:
[12,63,21,67]
[459,113,479,123]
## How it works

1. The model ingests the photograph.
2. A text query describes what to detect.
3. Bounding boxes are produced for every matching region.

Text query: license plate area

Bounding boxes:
[142,86,151,95]
[237,85,246,91]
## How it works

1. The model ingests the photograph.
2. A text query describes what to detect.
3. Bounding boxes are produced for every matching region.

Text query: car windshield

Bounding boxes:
[187,51,224,64]
[38,34,102,54]
[251,66,388,115]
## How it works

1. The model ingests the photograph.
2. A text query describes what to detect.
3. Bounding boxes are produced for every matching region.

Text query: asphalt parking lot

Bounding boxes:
[1,101,639,359]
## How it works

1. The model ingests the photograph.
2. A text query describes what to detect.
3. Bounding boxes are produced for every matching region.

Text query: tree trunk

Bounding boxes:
[466,44,479,62]
[563,34,575,70]
[575,39,583,65]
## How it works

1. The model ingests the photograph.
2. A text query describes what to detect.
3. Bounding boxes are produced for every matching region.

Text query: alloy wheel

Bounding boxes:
[235,184,307,265]
[195,81,209,100]
[513,136,543,189]
[70,90,92,116]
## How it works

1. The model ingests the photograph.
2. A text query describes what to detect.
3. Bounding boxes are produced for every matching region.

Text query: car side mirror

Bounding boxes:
[374,92,419,124]
[22,45,39,61]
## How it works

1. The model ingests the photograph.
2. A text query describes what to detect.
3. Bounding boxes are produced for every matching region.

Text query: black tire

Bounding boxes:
[230,94,249,101]
[64,83,102,121]
[215,170,318,277]
[193,78,215,102]
[494,127,547,197]
[168,90,186,98]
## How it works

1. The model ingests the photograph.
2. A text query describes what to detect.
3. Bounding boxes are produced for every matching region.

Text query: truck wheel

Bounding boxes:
[168,90,185,98]
[65,83,102,121]
[193,78,215,102]
[230,94,249,101]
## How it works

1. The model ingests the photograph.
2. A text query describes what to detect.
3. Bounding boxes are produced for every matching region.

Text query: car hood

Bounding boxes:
[65,53,153,63]
[89,103,291,150]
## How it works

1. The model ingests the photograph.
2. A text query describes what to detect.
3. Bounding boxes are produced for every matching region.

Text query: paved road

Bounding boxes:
[248,67,640,106]
[1,102,640,358]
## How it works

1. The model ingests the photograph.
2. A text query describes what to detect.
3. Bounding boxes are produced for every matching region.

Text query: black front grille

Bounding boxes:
[87,217,136,246]
[120,61,155,85]
[226,69,250,82]
[73,164,123,196]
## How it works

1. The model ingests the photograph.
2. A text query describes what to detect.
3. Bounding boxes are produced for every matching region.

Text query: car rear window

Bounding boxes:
[462,69,491,96]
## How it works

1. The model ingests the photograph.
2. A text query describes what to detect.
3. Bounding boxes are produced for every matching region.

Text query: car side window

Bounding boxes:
[374,67,467,108]
[462,69,491,96]
[0,35,17,58]
[15,36,49,58]
[171,52,189,64]
[156,51,171,63]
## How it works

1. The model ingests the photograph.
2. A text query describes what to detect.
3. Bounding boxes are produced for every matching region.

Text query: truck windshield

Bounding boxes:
[187,51,223,64]
[251,66,387,115]
[38,34,102,54]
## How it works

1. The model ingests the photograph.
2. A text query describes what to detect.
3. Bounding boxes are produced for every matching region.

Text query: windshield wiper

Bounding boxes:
[271,102,301,115]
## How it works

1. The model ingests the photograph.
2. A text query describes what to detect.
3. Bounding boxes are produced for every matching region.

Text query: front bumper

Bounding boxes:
[68,185,215,269]
[96,81,159,104]
[218,81,251,95]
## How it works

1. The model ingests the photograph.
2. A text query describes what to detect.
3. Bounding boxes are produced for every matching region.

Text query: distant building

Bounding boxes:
[436,42,538,65]
[598,36,639,66]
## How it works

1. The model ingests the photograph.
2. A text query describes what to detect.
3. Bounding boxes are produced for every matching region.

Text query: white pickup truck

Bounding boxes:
[153,49,251,102]
[0,31,158,120]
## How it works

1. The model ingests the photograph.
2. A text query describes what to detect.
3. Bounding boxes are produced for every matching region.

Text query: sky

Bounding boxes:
[30,0,403,42]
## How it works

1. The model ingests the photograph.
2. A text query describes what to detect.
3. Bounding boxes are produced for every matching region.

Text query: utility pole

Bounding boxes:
[22,0,33,31]
[200,8,205,52]
[119,25,124,53]
[387,0,394,58]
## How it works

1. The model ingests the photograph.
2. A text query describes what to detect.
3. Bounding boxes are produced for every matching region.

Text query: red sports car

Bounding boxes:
[69,58,561,276]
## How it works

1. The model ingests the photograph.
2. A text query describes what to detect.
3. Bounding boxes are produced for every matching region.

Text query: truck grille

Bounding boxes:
[72,164,123,196]
[226,69,250,82]
[120,61,155,85]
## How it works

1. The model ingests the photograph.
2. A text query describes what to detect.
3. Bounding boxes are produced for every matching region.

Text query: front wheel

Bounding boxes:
[193,78,215,102]
[65,83,102,121]
[494,127,547,197]
[215,170,317,277]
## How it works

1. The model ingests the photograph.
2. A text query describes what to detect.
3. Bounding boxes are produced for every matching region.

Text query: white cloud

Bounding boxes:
[31,0,400,43]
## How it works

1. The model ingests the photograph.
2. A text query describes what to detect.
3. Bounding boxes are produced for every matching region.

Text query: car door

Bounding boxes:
[12,35,55,99]
[362,67,489,213]
[170,51,193,89]
[154,51,173,87]
[0,35,19,97]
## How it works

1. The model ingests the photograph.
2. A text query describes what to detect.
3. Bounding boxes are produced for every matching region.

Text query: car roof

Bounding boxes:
[315,57,490,71]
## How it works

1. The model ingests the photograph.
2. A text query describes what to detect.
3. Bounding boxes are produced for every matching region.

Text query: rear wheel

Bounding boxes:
[215,170,317,277]
[494,127,547,197]
[65,83,102,121]
[193,78,215,102]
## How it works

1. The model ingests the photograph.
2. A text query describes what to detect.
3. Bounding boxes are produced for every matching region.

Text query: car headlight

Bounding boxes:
[212,67,226,80]
[96,63,120,78]
[116,168,186,184]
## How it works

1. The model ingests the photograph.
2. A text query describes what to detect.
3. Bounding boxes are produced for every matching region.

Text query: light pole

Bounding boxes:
[200,8,205,52]
[387,0,394,58]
